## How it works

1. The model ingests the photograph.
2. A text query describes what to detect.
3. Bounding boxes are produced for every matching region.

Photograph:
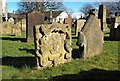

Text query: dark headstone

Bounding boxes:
[110,16,120,40]
[26,11,44,42]
[98,4,107,31]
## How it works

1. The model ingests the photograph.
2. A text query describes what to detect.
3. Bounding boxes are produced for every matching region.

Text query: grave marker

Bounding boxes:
[26,11,44,42]
[77,15,103,59]
[34,22,72,68]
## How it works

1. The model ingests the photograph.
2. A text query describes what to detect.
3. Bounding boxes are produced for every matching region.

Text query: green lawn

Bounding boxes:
[1,28,119,80]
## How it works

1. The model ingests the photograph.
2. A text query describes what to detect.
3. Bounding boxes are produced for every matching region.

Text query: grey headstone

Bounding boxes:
[77,15,104,59]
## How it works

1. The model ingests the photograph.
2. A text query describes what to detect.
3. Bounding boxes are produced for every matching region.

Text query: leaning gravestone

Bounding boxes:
[110,16,120,40]
[34,22,72,68]
[98,4,107,31]
[77,15,104,59]
[26,11,44,42]
[75,19,86,36]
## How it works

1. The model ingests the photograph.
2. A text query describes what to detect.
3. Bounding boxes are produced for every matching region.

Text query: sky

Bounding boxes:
[7,1,95,13]
[7,0,93,18]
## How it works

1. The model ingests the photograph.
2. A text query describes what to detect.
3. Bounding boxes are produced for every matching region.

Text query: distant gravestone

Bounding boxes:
[34,22,72,68]
[110,16,120,40]
[1,22,21,36]
[8,18,14,24]
[75,19,86,36]
[26,11,44,42]
[21,19,26,31]
[77,15,104,59]
[64,17,72,27]
[0,15,1,22]
[98,4,107,31]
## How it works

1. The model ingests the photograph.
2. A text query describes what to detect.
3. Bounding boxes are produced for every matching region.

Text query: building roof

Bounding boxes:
[45,11,63,18]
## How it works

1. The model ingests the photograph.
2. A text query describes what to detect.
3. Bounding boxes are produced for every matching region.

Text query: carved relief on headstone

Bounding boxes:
[75,19,86,36]
[34,22,72,68]
[98,4,107,31]
[110,16,120,40]
[77,15,103,59]
[26,11,44,42]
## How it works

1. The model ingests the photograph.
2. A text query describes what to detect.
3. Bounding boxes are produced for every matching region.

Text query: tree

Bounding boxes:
[16,0,65,14]
[79,4,94,17]
[95,1,120,17]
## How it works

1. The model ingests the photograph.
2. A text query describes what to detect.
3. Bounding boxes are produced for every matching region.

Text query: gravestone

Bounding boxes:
[21,19,26,31]
[1,22,21,36]
[77,15,103,59]
[34,22,72,68]
[8,18,14,24]
[110,16,120,40]
[12,22,21,36]
[0,15,2,23]
[98,4,107,31]
[64,17,72,27]
[75,19,86,36]
[26,11,44,42]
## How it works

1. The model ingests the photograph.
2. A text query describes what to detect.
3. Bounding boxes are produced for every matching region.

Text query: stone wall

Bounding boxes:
[34,22,72,68]
[77,15,103,59]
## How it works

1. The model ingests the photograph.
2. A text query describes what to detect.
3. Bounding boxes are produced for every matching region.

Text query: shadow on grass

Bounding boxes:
[104,36,110,41]
[1,37,27,42]
[51,68,120,81]
[19,48,35,55]
[2,57,36,68]
[72,36,77,39]
[72,49,80,59]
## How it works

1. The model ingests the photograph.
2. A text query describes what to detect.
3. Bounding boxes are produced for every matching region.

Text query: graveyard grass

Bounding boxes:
[1,27,119,80]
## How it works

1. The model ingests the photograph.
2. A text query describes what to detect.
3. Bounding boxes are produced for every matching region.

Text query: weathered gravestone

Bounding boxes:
[26,11,44,42]
[75,19,86,36]
[0,15,2,23]
[34,22,72,68]
[1,22,21,36]
[77,15,104,59]
[8,17,14,24]
[64,17,72,27]
[21,19,26,31]
[110,16,120,40]
[98,4,107,31]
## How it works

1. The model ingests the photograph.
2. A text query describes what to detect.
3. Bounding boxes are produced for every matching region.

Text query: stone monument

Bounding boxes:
[21,19,26,31]
[75,19,86,36]
[34,22,72,68]
[77,15,104,59]
[110,16,120,40]
[26,11,44,42]
[98,4,107,31]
